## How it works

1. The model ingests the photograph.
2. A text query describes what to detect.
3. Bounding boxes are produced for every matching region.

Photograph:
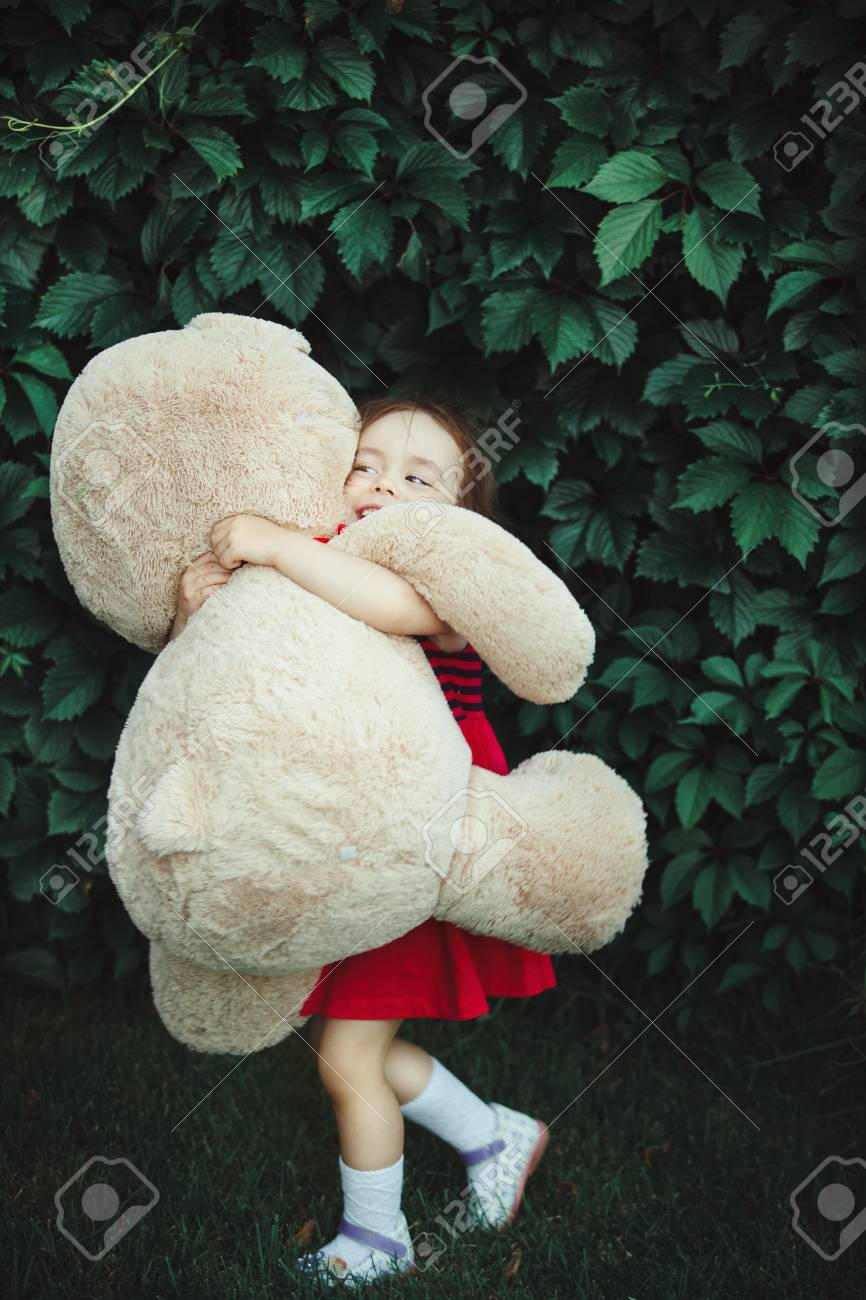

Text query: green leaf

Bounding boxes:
[730,481,781,553]
[594,199,662,285]
[547,88,611,136]
[334,124,378,177]
[496,440,559,490]
[316,37,374,101]
[583,296,638,368]
[246,20,307,83]
[34,272,122,337]
[715,960,766,993]
[396,141,474,226]
[531,296,595,367]
[693,863,736,927]
[9,372,57,435]
[695,161,761,217]
[660,851,704,907]
[766,270,824,318]
[0,585,60,646]
[676,457,752,512]
[746,765,787,805]
[676,767,713,827]
[692,419,762,462]
[548,136,607,188]
[820,532,866,584]
[12,342,72,379]
[277,63,336,111]
[646,751,696,792]
[329,200,393,278]
[764,676,808,719]
[182,125,242,181]
[583,511,636,567]
[701,656,744,690]
[642,354,703,405]
[299,172,370,220]
[773,491,820,565]
[822,349,866,384]
[490,106,548,177]
[682,205,745,306]
[584,151,667,202]
[812,748,866,800]
[481,289,541,354]
[41,648,107,721]
[0,753,14,817]
[719,12,767,69]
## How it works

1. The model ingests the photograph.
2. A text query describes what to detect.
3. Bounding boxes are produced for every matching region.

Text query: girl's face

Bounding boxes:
[344,410,465,522]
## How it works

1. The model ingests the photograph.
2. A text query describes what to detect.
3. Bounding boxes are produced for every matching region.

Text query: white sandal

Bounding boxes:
[295,1210,417,1288]
[458,1101,550,1230]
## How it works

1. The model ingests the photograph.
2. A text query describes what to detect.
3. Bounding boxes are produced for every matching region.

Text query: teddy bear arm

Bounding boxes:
[330,504,595,704]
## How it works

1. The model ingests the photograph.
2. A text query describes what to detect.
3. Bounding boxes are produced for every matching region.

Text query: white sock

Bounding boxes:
[340,1152,404,1233]
[308,1153,405,1272]
[399,1055,497,1156]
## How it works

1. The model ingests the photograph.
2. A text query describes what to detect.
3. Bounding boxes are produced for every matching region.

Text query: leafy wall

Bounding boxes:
[1,0,865,1022]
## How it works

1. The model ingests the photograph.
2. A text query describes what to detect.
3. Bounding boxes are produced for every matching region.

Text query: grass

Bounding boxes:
[4,954,866,1299]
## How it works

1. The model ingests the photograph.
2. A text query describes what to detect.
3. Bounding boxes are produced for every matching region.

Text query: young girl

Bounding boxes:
[169,399,555,1286]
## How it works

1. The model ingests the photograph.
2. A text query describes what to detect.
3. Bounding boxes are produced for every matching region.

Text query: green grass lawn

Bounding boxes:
[4,954,866,1299]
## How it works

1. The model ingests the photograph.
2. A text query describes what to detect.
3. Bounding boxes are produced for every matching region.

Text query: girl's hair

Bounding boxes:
[355,396,498,520]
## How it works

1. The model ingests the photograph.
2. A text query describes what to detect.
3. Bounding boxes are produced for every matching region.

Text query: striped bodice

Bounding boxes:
[416,637,484,721]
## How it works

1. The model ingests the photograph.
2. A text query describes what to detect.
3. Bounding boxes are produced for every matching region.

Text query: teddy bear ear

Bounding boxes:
[136,760,216,856]
[186,311,312,356]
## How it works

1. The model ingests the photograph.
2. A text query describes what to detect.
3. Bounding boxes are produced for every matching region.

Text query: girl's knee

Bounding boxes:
[315,1019,398,1092]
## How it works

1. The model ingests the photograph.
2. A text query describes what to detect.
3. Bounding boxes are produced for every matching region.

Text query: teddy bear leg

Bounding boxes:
[434,751,648,955]
[149,941,317,1056]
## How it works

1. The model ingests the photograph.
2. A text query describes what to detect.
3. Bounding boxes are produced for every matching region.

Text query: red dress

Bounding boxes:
[299,524,557,1020]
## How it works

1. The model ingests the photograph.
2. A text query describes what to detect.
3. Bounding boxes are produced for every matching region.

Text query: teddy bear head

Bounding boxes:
[49,313,359,653]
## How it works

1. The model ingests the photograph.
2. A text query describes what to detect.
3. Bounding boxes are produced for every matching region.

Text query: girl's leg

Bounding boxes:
[305,1015,432,1107]
[386,1031,549,1231]
[387,1039,499,1153]
[381,1035,434,1104]
[298,1016,414,1280]
[317,1016,404,1168]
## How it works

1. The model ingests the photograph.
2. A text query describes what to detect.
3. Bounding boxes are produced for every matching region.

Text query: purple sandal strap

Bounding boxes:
[459,1136,506,1165]
[338,1215,409,1259]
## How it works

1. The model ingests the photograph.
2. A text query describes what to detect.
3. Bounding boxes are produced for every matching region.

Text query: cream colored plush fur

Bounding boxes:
[49,312,648,1057]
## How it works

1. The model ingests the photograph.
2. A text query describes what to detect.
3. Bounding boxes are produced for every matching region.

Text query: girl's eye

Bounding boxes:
[351,464,374,474]
[407,474,431,486]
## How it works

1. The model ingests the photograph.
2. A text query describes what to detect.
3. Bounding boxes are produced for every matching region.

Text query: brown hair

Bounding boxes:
[355,397,499,520]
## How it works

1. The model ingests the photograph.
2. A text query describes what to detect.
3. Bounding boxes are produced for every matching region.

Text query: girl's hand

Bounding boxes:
[168,551,232,642]
[210,513,285,569]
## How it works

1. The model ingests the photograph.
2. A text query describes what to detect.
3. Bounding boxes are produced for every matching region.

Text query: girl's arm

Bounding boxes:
[271,532,454,636]
[209,513,459,639]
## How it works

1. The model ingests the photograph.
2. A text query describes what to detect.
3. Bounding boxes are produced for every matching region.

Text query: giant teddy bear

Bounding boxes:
[49,312,648,1057]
